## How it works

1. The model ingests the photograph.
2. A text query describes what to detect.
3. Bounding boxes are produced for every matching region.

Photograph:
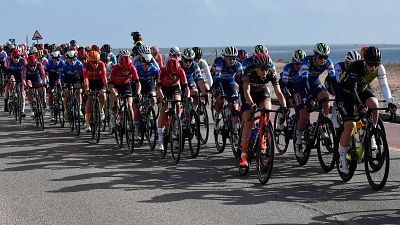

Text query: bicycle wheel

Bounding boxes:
[293,114,311,166]
[197,101,209,145]
[257,124,275,184]
[102,95,110,132]
[230,110,241,159]
[14,93,20,122]
[214,120,227,154]
[365,127,390,191]
[125,109,135,154]
[57,93,65,128]
[68,102,75,132]
[316,117,336,172]
[94,101,101,143]
[188,109,201,158]
[170,115,182,165]
[114,112,123,148]
[37,95,45,131]
[145,106,157,151]
[273,111,289,155]
[17,92,23,124]
[336,128,357,182]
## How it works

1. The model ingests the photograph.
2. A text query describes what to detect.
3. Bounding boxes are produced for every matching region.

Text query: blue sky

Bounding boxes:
[1,0,400,48]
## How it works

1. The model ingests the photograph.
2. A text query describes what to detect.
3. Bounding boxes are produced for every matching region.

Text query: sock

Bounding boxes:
[85,112,91,125]
[241,142,249,153]
[158,127,164,143]
[339,145,347,160]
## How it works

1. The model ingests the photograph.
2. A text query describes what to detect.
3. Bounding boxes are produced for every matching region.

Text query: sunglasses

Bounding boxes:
[226,56,236,61]
[366,62,380,67]
[183,59,193,63]
[54,58,61,61]
[317,55,328,60]
[257,67,269,71]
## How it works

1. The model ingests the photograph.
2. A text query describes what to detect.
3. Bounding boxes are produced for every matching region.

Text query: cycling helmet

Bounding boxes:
[192,47,203,59]
[182,48,195,60]
[313,43,330,56]
[100,52,110,62]
[70,40,77,46]
[120,55,132,68]
[101,44,111,53]
[137,45,151,55]
[150,46,159,54]
[66,50,77,59]
[237,49,248,61]
[166,58,180,73]
[141,53,153,63]
[87,51,100,62]
[5,41,11,45]
[85,46,92,51]
[119,49,131,56]
[169,46,181,57]
[37,43,44,50]
[27,55,38,66]
[223,46,238,57]
[345,51,361,64]
[11,49,21,58]
[360,46,369,59]
[48,44,56,52]
[51,51,61,59]
[292,49,306,63]
[363,46,381,63]
[30,46,38,54]
[254,45,268,54]
[91,44,99,52]
[36,50,45,59]
[253,53,272,68]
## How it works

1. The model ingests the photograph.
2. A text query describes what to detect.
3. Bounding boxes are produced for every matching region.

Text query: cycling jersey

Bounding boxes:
[23,63,45,84]
[110,64,139,86]
[243,65,278,92]
[213,60,243,85]
[0,50,7,62]
[153,54,164,68]
[196,58,213,86]
[241,56,253,70]
[180,61,202,88]
[46,59,65,86]
[6,57,26,82]
[62,60,84,84]
[296,55,335,88]
[280,62,299,96]
[39,57,48,67]
[104,61,113,79]
[136,64,159,85]
[157,67,188,88]
[131,55,160,70]
[338,60,393,105]
[109,52,117,66]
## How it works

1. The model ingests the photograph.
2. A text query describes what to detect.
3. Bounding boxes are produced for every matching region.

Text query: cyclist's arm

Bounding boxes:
[200,59,213,87]
[242,75,253,105]
[179,69,190,97]
[151,57,160,70]
[300,60,310,90]
[271,70,286,108]
[377,65,394,104]
[131,66,141,95]
[83,68,89,92]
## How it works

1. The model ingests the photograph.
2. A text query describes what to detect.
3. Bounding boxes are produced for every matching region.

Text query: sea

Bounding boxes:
[151,44,400,64]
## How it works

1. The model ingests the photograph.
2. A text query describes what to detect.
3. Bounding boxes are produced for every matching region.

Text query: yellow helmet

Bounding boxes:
[36,50,45,59]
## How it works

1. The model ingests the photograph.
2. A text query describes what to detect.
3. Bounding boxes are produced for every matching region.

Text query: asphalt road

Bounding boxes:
[0,99,399,225]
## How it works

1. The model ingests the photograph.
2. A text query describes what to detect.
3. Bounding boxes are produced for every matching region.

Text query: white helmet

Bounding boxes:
[141,53,153,63]
[345,50,361,64]
[119,49,130,56]
[66,50,77,59]
[222,46,238,57]
[51,51,61,59]
[137,45,151,55]
[30,46,38,54]
[169,46,181,56]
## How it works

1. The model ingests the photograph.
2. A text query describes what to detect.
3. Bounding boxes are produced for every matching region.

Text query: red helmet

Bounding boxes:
[11,49,21,58]
[78,49,88,59]
[91,44,99,52]
[120,55,132,68]
[252,53,272,68]
[27,55,38,66]
[166,58,180,73]
[237,49,248,62]
[150,46,159,54]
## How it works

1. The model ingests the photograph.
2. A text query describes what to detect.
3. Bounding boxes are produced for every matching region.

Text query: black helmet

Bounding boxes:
[101,44,111,53]
[192,47,202,59]
[364,46,381,63]
[131,31,141,41]
[70,39,77,46]
[100,52,110,62]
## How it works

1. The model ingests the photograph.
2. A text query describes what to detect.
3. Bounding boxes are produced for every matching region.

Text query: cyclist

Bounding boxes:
[240,52,287,167]
[151,45,164,68]
[212,46,243,131]
[193,46,213,89]
[4,49,26,113]
[77,47,88,63]
[337,46,397,174]
[135,51,159,107]
[131,31,142,43]
[0,46,8,73]
[293,43,335,157]
[280,50,306,105]
[180,48,202,109]
[241,45,269,70]
[70,40,78,49]
[325,51,361,128]
[100,44,117,66]
[133,45,160,69]
[360,46,369,59]
[23,55,46,117]
[237,49,248,63]
[83,51,108,132]
[100,51,113,78]
[155,58,190,151]
[62,50,84,118]
[46,51,65,124]
[169,46,181,60]
[109,50,141,133]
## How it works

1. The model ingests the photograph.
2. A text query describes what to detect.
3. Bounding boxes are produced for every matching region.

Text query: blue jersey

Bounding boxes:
[46,59,65,80]
[62,60,83,83]
[296,55,335,87]
[7,57,25,81]
[213,60,243,85]
[281,63,300,85]
[136,64,159,86]
[241,56,253,70]
[180,61,201,83]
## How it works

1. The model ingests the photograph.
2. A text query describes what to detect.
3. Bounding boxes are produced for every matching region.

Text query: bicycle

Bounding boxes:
[137,94,157,151]
[213,93,242,158]
[159,99,183,165]
[181,97,201,158]
[102,89,111,132]
[238,108,280,184]
[65,85,81,136]
[273,97,296,155]
[88,90,102,143]
[293,98,337,172]
[195,93,210,145]
[114,94,135,153]
[335,107,390,191]
[26,81,45,131]
[51,84,65,127]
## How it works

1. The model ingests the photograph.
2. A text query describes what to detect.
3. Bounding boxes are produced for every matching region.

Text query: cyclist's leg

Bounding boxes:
[190,87,199,110]
[362,89,379,127]
[240,103,252,167]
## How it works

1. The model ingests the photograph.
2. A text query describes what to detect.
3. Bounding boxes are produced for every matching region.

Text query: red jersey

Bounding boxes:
[154,54,164,68]
[83,61,107,88]
[110,64,139,85]
[158,67,188,87]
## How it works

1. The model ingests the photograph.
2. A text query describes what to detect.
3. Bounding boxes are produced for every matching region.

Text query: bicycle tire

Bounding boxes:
[197,101,209,145]
[170,115,182,165]
[316,117,336,172]
[335,128,357,182]
[273,111,289,155]
[57,93,65,128]
[114,112,123,149]
[257,124,275,184]
[230,110,241,159]
[293,113,311,166]
[188,109,201,158]
[145,106,157,151]
[365,127,390,191]
[125,109,135,154]
[18,92,23,124]
[37,94,45,131]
